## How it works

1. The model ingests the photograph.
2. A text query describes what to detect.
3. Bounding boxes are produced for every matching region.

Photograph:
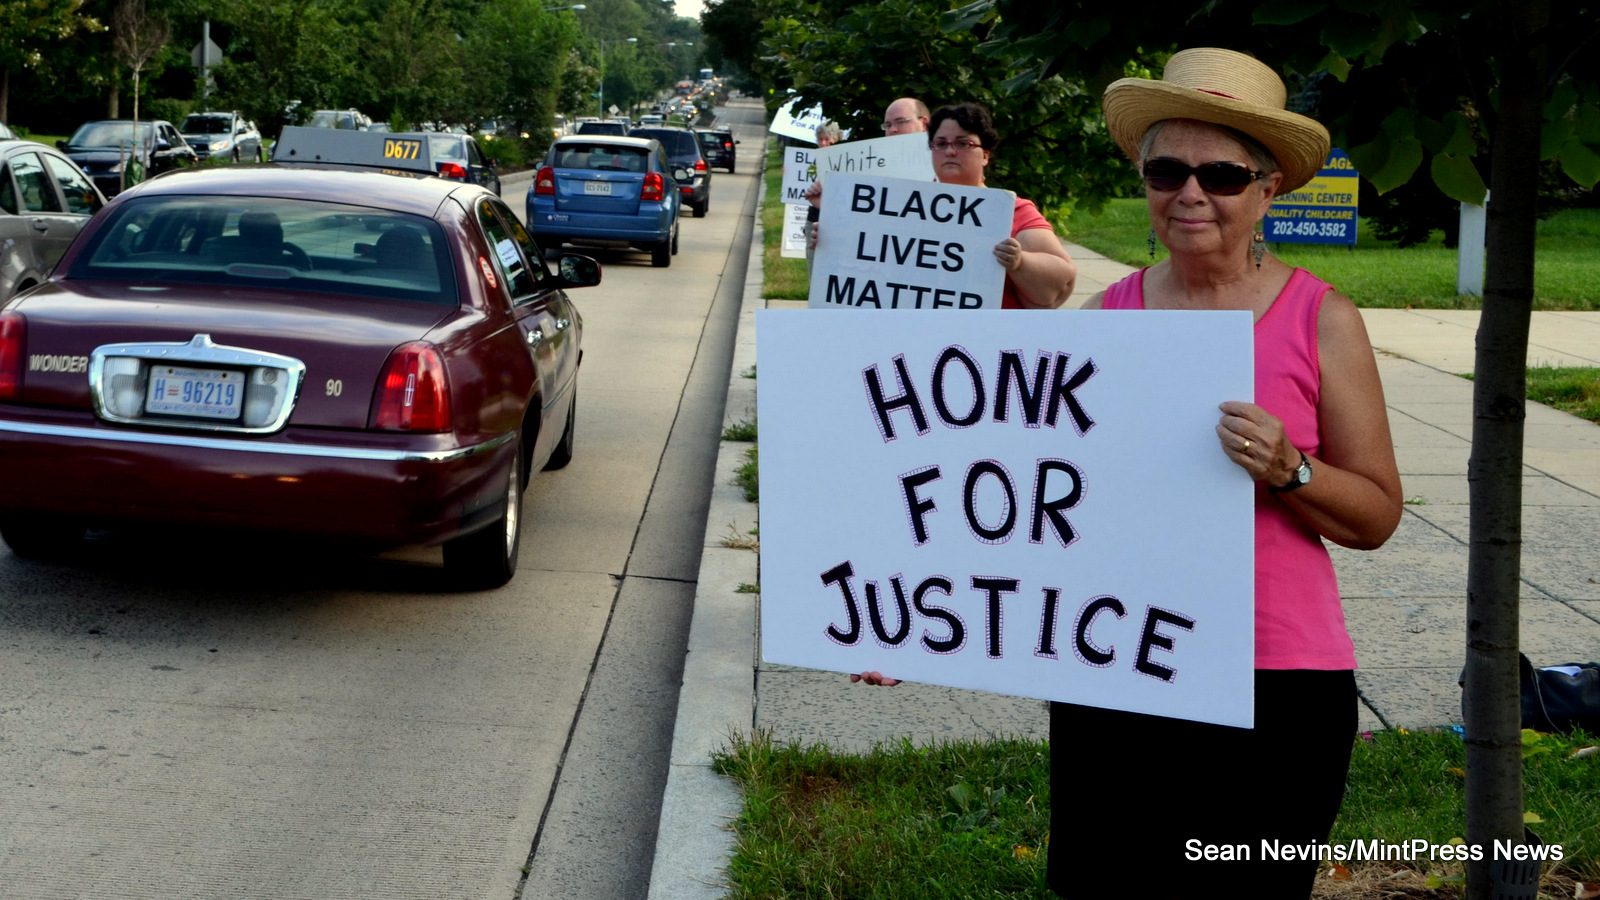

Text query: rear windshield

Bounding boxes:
[552,143,650,171]
[181,115,232,134]
[69,122,154,150]
[576,122,626,136]
[429,135,467,161]
[630,129,698,156]
[69,195,458,306]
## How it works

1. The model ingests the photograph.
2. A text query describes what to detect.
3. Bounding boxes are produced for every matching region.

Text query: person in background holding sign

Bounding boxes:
[804,121,844,270]
[804,98,930,210]
[1046,48,1402,897]
[812,102,1076,309]
[925,103,1076,308]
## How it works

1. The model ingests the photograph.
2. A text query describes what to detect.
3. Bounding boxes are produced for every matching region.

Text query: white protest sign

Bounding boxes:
[809,173,1012,310]
[781,146,817,206]
[770,99,828,142]
[815,132,935,183]
[756,309,1256,727]
[781,203,809,258]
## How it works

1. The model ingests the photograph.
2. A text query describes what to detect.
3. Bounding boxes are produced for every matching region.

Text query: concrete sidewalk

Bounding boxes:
[644,220,1600,898]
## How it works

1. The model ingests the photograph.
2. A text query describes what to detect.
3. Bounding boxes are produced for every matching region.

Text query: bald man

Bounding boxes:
[804,97,929,210]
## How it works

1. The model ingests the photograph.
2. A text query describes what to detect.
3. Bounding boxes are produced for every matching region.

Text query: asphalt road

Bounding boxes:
[0,99,767,900]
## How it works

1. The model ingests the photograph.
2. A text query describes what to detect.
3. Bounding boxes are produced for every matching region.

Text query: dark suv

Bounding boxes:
[696,129,737,173]
[628,126,710,217]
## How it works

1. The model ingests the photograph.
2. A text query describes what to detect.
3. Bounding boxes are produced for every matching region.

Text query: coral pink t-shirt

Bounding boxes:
[1000,198,1054,310]
[1101,267,1355,670]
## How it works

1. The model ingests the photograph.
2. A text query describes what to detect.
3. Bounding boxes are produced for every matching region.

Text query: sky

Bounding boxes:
[672,0,705,20]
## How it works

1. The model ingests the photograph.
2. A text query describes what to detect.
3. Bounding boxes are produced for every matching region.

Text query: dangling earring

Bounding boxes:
[1148,228,1157,260]
[1251,224,1266,269]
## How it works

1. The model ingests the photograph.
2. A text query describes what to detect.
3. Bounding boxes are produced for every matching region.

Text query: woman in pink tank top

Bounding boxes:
[1047,49,1404,899]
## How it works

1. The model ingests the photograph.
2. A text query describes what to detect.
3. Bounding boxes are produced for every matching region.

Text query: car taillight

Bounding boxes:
[695,158,706,172]
[723,141,732,149]
[372,342,451,432]
[535,165,555,195]
[641,172,664,201]
[437,161,468,181]
[0,312,24,400]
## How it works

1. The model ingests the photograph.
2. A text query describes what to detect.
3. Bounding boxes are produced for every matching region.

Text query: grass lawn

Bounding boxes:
[761,137,810,301]
[713,728,1600,898]
[1524,368,1600,423]
[1062,198,1600,311]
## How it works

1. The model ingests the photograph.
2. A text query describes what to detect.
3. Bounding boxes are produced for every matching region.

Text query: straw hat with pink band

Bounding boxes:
[1102,47,1332,194]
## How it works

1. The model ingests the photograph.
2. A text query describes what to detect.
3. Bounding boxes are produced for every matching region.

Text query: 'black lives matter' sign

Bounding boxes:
[810,173,1012,311]
[756,309,1258,727]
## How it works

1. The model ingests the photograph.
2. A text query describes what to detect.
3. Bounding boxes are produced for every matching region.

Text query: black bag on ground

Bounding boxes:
[1519,653,1600,734]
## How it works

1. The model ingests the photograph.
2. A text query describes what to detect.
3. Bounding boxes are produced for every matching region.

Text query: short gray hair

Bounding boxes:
[815,121,844,144]
[1137,119,1280,175]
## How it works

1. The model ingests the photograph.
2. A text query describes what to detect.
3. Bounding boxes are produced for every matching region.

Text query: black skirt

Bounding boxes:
[1047,669,1357,899]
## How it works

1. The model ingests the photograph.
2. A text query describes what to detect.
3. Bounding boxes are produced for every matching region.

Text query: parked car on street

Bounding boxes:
[179,111,264,163]
[308,109,371,131]
[58,119,198,197]
[695,128,738,173]
[0,127,599,588]
[423,132,501,195]
[0,138,107,302]
[527,135,684,267]
[627,125,711,217]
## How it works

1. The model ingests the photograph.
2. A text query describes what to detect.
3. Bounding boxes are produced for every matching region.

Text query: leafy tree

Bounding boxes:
[699,0,760,88]
[756,0,1133,214]
[354,0,465,130]
[461,0,579,151]
[111,0,170,124]
[207,0,356,139]
[556,46,599,119]
[951,2,1598,896]
[0,0,104,123]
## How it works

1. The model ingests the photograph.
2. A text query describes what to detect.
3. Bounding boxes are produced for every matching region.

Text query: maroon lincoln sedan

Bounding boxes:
[0,144,598,589]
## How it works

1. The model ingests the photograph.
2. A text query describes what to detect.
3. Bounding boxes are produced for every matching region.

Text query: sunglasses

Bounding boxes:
[1141,158,1265,195]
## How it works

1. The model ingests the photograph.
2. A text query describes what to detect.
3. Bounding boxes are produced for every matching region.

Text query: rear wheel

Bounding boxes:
[728,161,736,174]
[671,226,679,255]
[0,514,85,560]
[544,387,576,471]
[652,240,671,267]
[693,198,708,218]
[442,445,522,590]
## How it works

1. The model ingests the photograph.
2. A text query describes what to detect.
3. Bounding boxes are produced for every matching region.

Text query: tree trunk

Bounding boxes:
[0,68,9,126]
[109,83,120,119]
[1463,1,1548,896]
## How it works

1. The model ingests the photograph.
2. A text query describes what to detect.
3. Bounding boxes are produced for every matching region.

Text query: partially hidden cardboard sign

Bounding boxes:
[756,310,1257,727]
[781,146,817,206]
[809,174,1012,310]
[814,132,935,182]
[770,99,829,143]
[781,203,809,259]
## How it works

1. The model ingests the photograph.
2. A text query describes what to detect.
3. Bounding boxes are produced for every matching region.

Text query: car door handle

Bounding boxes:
[32,219,50,232]
[527,329,544,347]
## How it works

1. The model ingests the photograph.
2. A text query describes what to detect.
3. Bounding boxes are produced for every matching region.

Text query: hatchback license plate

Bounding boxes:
[584,180,613,196]
[146,366,245,420]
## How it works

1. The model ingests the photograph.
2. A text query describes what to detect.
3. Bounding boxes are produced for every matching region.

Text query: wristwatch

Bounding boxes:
[1272,451,1313,493]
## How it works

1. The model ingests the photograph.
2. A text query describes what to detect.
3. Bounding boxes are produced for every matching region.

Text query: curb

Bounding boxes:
[644,152,766,900]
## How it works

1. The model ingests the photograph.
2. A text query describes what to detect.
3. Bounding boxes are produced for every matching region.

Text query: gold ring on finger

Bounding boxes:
[1242,439,1252,452]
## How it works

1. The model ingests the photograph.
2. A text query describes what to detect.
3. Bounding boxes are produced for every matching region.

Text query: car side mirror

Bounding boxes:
[56,140,68,150]
[156,139,171,151]
[556,253,601,289]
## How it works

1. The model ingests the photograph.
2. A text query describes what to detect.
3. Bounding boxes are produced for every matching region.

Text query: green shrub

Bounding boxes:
[144,98,192,126]
[479,135,526,169]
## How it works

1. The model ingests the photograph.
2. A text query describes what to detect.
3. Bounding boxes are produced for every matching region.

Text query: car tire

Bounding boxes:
[257,146,266,163]
[652,240,671,267]
[671,227,679,255]
[693,198,708,218]
[0,514,85,561]
[232,147,242,163]
[442,444,522,590]
[728,162,736,174]
[543,388,575,471]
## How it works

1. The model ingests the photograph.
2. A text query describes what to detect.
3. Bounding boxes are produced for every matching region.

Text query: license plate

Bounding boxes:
[584,180,613,196]
[146,366,245,420]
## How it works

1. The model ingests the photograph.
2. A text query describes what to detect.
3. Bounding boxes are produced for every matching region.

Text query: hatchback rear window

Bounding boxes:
[631,129,698,156]
[551,143,651,171]
[69,195,459,306]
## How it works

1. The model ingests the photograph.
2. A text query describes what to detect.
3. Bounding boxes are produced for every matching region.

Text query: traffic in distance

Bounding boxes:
[0,127,603,589]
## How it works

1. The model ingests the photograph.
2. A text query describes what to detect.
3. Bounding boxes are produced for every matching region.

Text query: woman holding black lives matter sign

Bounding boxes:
[856,50,1402,899]
[813,102,1078,309]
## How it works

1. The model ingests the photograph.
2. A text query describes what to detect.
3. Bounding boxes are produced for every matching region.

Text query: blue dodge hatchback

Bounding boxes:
[527,136,683,267]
